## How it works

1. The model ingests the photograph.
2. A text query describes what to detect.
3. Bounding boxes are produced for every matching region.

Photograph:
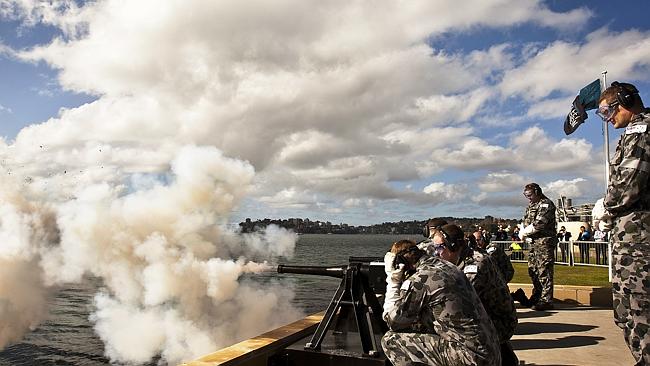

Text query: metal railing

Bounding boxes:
[490,240,610,267]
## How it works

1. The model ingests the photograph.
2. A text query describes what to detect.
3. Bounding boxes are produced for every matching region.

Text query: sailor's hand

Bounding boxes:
[384,252,396,275]
[383,255,405,321]
[598,219,614,232]
[592,198,606,220]
[521,224,535,238]
[389,263,405,283]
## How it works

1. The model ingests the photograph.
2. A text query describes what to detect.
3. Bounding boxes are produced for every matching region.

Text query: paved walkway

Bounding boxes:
[513,304,635,366]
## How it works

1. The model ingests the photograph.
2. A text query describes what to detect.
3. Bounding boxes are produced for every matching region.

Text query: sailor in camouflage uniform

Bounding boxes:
[417,218,449,256]
[443,225,519,365]
[592,81,650,365]
[519,182,557,311]
[473,230,515,283]
[382,239,500,366]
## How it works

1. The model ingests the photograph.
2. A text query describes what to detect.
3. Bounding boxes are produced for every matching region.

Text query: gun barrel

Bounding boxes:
[348,256,383,263]
[277,264,347,278]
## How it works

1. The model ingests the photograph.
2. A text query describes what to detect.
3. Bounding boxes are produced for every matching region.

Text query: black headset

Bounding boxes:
[525,183,541,196]
[422,225,433,238]
[423,219,447,238]
[393,245,422,269]
[612,81,639,109]
[437,227,466,252]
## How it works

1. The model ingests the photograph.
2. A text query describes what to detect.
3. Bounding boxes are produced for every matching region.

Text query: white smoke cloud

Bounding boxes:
[0,258,49,349]
[0,146,301,364]
[0,168,57,349]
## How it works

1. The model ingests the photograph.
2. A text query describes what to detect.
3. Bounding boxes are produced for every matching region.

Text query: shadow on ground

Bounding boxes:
[512,335,605,350]
[515,310,554,319]
[515,322,597,335]
[519,363,581,366]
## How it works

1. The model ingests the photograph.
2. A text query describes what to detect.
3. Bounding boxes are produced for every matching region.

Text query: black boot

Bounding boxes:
[501,341,519,366]
[511,288,532,307]
[532,302,554,311]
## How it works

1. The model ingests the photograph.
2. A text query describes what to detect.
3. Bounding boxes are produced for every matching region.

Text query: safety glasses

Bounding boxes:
[596,102,619,122]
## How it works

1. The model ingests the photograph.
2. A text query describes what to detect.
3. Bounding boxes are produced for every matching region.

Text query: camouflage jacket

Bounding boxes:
[459,249,517,342]
[417,238,435,256]
[523,197,557,238]
[384,255,500,365]
[486,243,515,283]
[605,110,650,240]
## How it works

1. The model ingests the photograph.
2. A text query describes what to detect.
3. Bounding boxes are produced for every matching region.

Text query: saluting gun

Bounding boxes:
[277,256,388,357]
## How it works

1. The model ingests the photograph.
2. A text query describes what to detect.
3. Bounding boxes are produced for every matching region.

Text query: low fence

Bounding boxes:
[491,240,610,268]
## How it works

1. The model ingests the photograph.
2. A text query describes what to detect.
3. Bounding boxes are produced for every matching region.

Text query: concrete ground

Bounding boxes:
[512,304,635,366]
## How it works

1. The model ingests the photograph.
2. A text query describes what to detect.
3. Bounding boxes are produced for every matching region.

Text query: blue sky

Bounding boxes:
[1,0,650,225]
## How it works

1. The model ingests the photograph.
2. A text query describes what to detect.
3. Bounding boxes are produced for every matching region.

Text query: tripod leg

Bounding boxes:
[305,276,348,350]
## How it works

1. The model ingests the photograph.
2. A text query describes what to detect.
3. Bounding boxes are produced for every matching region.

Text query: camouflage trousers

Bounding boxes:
[381,331,498,366]
[527,237,557,304]
[611,240,650,365]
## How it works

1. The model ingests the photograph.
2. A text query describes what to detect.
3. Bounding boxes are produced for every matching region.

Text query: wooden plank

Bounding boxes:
[181,312,324,366]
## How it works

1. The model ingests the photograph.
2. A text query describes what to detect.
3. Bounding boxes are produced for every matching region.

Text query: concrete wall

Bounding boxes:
[509,283,612,307]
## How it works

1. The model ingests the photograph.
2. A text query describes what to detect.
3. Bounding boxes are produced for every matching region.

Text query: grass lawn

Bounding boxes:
[511,263,611,287]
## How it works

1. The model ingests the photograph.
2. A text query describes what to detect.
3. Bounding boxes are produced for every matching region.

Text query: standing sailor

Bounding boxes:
[592,81,650,365]
[519,182,557,311]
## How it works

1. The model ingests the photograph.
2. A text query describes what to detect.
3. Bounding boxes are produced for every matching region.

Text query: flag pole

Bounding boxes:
[602,70,610,184]
[601,70,613,282]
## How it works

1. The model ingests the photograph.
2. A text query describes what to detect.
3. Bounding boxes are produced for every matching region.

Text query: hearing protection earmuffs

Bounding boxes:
[423,219,448,238]
[525,183,541,197]
[437,227,466,252]
[393,245,423,269]
[612,81,639,109]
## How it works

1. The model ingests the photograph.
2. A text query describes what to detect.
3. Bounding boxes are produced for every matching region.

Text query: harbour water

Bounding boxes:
[0,234,421,366]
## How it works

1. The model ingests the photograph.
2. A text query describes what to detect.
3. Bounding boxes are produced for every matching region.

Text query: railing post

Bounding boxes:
[608,239,612,282]
[569,240,574,266]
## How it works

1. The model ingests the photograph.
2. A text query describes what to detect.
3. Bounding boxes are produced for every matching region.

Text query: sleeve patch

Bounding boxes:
[463,265,478,274]
[626,124,647,134]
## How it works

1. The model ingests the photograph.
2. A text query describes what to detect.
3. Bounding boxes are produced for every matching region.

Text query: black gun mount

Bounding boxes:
[277,256,388,358]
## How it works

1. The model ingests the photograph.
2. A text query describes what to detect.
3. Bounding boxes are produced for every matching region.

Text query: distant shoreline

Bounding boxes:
[238,216,520,235]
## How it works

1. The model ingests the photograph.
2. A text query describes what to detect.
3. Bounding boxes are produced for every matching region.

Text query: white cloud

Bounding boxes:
[500,27,650,101]
[0,1,604,217]
[258,188,318,209]
[0,103,12,113]
[472,191,526,209]
[422,182,467,201]
[435,126,595,173]
[543,177,591,199]
[478,172,529,192]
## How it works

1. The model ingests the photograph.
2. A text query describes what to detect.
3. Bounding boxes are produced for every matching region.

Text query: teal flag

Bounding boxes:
[564,79,601,135]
